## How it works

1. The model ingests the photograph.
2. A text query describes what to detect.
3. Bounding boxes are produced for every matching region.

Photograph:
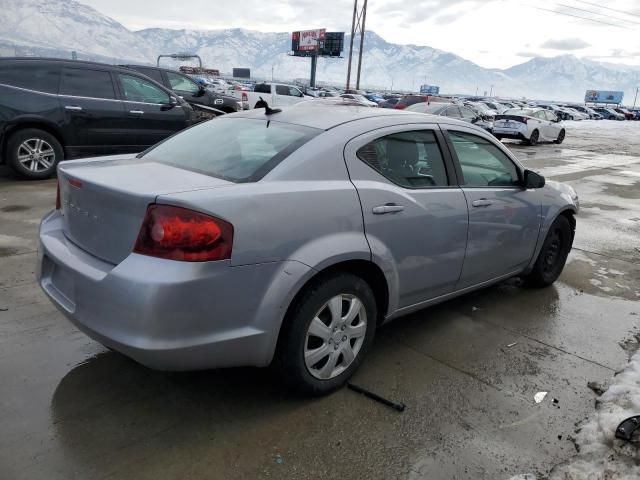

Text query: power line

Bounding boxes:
[573,0,640,19]
[531,5,633,29]
[557,3,640,25]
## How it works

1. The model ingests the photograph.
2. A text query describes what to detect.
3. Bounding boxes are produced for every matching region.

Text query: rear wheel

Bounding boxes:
[523,215,572,288]
[528,129,539,146]
[6,128,63,180]
[554,129,566,144]
[275,273,377,395]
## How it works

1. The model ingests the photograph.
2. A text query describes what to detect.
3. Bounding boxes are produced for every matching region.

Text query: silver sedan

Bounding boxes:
[38,103,578,395]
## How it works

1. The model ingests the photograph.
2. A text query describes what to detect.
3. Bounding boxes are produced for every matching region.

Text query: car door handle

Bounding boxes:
[129,110,144,115]
[471,199,493,207]
[64,105,83,111]
[372,204,404,214]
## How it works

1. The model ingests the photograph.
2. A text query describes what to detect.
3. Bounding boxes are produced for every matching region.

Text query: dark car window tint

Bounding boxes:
[356,130,449,188]
[254,83,270,94]
[275,85,291,96]
[60,68,115,99]
[118,74,170,104]
[0,64,60,94]
[143,118,320,183]
[166,71,199,94]
[449,131,519,187]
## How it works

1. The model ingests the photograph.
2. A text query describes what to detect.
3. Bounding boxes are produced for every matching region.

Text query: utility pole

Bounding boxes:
[633,86,639,110]
[489,85,494,97]
[346,0,368,91]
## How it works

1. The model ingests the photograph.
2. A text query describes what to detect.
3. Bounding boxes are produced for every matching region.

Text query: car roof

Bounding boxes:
[232,101,477,131]
[0,57,146,76]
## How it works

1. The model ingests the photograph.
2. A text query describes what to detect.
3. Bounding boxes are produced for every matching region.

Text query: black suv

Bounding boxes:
[121,65,243,115]
[0,58,196,179]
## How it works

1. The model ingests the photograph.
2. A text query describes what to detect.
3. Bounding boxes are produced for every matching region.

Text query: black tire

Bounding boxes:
[523,215,573,288]
[528,129,539,146]
[554,129,566,145]
[6,128,63,180]
[275,273,377,396]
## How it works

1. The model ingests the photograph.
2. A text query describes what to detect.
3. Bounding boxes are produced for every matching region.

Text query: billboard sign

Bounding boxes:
[292,29,326,52]
[584,90,624,104]
[420,84,440,95]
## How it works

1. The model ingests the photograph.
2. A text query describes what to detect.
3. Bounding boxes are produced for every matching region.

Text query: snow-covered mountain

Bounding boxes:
[1,0,639,103]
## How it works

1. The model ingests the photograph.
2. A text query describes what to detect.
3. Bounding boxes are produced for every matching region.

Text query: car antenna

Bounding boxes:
[259,97,282,115]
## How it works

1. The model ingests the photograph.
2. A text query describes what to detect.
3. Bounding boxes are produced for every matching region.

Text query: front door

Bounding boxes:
[344,126,469,308]
[115,72,188,148]
[444,128,541,289]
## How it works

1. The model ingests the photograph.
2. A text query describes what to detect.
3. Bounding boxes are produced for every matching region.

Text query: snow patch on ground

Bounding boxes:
[551,352,640,478]
[509,349,640,480]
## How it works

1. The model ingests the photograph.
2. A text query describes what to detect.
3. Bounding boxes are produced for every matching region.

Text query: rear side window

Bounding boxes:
[60,68,115,99]
[356,130,449,188]
[449,131,519,187]
[0,64,61,94]
[254,83,270,94]
[143,118,321,182]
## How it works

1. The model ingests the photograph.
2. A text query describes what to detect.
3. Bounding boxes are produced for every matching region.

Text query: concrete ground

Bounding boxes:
[1,120,639,480]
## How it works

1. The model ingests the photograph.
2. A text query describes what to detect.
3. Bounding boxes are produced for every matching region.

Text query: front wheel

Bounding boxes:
[275,274,377,395]
[528,129,539,146]
[554,129,566,144]
[523,215,573,288]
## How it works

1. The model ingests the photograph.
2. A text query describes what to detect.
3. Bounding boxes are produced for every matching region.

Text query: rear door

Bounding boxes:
[344,125,468,307]
[115,72,188,148]
[58,67,128,156]
[443,127,541,289]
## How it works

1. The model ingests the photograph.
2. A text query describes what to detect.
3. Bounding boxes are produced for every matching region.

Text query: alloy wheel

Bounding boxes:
[17,138,55,172]
[304,294,367,380]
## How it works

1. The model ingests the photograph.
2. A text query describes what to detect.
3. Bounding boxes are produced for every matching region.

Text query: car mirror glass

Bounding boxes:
[524,169,545,189]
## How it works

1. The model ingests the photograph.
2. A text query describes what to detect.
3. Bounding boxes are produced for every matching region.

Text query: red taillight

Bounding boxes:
[55,180,61,210]
[133,205,233,262]
[242,92,248,101]
[394,104,406,110]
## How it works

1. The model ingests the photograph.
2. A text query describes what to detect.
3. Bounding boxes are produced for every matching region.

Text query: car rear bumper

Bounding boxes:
[37,210,311,371]
[493,130,527,141]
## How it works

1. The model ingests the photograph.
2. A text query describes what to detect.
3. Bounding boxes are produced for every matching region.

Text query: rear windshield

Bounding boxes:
[141,117,321,182]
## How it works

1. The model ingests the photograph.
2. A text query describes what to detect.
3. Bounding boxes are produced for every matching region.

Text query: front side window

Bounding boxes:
[289,87,303,97]
[0,63,60,94]
[60,68,115,99]
[460,107,477,120]
[356,130,449,188]
[449,131,520,187]
[142,118,320,182]
[166,72,199,94]
[276,85,291,96]
[445,106,462,118]
[118,74,170,104]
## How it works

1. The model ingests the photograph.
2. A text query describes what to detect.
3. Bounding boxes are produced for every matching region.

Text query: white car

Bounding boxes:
[340,94,378,107]
[493,108,565,145]
[239,82,311,109]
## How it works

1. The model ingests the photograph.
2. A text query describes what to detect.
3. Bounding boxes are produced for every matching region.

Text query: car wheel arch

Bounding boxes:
[3,120,66,160]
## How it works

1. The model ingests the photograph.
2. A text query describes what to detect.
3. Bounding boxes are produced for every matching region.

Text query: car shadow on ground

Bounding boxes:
[48,278,562,476]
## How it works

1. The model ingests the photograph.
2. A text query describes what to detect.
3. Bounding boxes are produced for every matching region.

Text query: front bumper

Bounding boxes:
[37,210,311,371]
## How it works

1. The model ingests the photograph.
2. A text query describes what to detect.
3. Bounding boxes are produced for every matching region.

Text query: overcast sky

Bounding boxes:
[82,0,640,69]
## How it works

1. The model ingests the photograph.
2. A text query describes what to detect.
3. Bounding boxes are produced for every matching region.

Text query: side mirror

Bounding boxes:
[471,116,480,123]
[524,169,545,189]
[161,96,178,111]
[195,85,206,97]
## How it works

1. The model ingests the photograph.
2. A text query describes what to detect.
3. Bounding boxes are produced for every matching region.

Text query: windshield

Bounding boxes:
[141,118,321,182]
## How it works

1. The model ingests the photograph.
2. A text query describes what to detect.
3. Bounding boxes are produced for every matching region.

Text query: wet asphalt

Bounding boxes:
[0,121,639,479]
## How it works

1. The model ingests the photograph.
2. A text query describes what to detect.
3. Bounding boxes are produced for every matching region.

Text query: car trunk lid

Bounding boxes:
[58,157,233,265]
